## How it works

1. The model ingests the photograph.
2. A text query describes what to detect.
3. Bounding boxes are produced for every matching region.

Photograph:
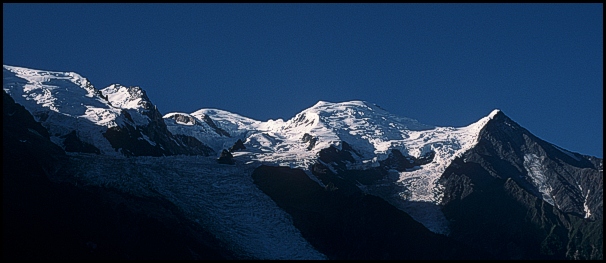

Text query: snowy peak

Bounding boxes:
[3,65,102,115]
[3,65,94,93]
[467,108,602,220]
[278,100,438,157]
[293,100,435,132]
[488,109,501,119]
[192,108,263,132]
[101,84,153,111]
[3,65,214,157]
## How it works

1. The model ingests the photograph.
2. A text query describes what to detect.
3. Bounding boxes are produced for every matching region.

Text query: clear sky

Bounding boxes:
[3,3,603,158]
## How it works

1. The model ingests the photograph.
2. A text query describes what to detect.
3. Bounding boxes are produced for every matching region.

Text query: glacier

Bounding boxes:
[63,153,326,260]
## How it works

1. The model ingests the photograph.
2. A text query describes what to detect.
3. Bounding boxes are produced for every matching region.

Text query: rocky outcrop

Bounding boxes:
[301,133,318,150]
[165,113,197,125]
[101,90,215,157]
[379,149,435,171]
[216,149,235,165]
[299,110,602,260]
[3,90,66,177]
[172,134,215,156]
[228,139,246,152]
[200,114,230,137]
[61,130,101,154]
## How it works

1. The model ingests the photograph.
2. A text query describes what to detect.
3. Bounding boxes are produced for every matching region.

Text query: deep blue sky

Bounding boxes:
[3,3,603,158]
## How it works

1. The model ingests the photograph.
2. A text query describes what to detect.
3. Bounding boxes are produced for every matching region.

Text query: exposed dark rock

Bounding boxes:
[200,114,230,137]
[165,113,197,125]
[251,165,489,260]
[473,110,601,220]
[228,139,246,152]
[317,141,356,172]
[61,130,101,154]
[4,90,52,140]
[103,125,167,157]
[216,149,235,165]
[103,106,214,157]
[301,133,318,150]
[172,134,215,156]
[312,142,436,195]
[379,149,435,171]
[3,90,66,177]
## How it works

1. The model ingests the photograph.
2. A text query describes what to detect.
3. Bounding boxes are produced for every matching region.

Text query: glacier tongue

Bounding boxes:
[65,153,326,260]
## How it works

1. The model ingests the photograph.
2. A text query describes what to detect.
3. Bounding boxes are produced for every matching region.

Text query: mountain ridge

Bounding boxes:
[3,64,602,260]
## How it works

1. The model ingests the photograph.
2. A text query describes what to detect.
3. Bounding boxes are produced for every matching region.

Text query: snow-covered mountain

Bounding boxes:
[164,100,504,233]
[3,65,213,156]
[3,65,602,260]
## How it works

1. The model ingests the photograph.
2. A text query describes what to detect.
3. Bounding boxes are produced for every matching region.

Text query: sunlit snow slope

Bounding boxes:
[3,65,154,155]
[168,100,499,200]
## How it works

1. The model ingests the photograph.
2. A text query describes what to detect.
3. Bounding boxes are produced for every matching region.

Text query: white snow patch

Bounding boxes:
[583,190,592,219]
[101,84,145,110]
[523,153,555,206]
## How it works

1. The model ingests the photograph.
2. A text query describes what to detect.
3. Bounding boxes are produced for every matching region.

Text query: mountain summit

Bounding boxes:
[3,65,602,260]
[3,65,213,156]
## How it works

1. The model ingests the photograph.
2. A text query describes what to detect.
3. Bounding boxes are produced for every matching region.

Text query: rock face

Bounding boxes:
[228,139,246,152]
[100,86,215,157]
[61,130,101,154]
[438,111,602,260]
[251,165,490,260]
[379,149,435,171]
[3,90,66,174]
[441,111,602,220]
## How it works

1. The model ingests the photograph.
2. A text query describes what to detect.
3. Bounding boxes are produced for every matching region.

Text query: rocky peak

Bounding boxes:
[101,84,154,111]
[228,139,246,152]
[467,109,602,220]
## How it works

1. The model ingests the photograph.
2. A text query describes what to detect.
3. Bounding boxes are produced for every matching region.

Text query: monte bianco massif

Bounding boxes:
[3,65,602,260]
